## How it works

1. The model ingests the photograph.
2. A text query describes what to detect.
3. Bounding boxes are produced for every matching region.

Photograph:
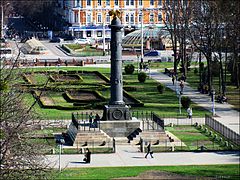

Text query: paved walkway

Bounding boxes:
[150,70,240,134]
[46,146,239,168]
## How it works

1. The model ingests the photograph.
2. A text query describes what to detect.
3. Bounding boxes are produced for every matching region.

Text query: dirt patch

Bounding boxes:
[72,92,98,101]
[52,74,79,81]
[114,170,215,180]
[41,96,54,105]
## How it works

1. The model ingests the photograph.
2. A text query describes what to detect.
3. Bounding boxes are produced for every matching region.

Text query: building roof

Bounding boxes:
[122,27,169,48]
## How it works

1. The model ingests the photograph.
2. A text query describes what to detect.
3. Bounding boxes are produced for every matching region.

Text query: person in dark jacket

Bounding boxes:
[145,143,153,158]
[84,148,91,163]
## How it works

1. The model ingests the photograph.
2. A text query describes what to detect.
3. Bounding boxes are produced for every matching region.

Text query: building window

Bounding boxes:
[138,13,142,23]
[158,0,162,6]
[150,0,154,6]
[165,0,170,6]
[139,0,142,6]
[87,13,91,23]
[86,0,91,6]
[158,14,162,22]
[75,13,78,23]
[97,30,102,37]
[126,0,129,6]
[97,0,101,6]
[76,0,80,7]
[150,13,154,22]
[125,14,129,23]
[130,14,134,24]
[106,0,110,6]
[87,31,91,37]
[130,0,134,6]
[97,14,102,23]
[166,14,169,22]
[106,14,110,23]
[115,0,118,6]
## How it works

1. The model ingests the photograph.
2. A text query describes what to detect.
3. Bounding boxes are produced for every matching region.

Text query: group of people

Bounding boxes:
[171,74,185,94]
[89,113,101,128]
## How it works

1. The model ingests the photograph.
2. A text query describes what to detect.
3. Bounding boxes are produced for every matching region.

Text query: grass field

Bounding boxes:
[22,67,210,120]
[165,125,231,151]
[55,164,239,179]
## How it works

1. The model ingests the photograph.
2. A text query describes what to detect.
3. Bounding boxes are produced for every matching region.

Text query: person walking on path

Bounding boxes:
[187,107,193,119]
[180,80,184,94]
[83,148,91,163]
[172,75,175,85]
[145,143,153,158]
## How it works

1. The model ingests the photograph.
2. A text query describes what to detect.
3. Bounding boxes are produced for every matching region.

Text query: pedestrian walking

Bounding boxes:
[180,80,184,94]
[83,148,91,163]
[172,75,175,85]
[145,143,153,158]
[187,107,192,119]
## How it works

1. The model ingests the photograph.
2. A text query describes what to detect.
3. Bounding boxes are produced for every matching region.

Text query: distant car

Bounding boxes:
[74,38,91,45]
[20,36,31,43]
[144,50,161,57]
[49,37,62,43]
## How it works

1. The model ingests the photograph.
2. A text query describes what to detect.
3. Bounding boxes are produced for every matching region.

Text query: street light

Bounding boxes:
[211,89,215,116]
[56,138,65,172]
[1,3,10,38]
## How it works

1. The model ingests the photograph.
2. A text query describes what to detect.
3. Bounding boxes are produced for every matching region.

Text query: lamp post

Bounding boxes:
[56,138,65,172]
[1,3,10,38]
[211,89,215,116]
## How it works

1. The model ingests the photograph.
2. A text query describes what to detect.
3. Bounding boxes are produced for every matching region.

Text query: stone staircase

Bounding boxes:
[66,122,111,147]
[131,130,170,145]
[73,130,111,147]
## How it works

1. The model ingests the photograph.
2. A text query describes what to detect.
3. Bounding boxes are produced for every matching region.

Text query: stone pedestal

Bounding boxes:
[102,105,131,121]
[100,119,141,137]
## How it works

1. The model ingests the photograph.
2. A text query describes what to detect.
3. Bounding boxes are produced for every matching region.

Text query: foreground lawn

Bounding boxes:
[56,164,239,179]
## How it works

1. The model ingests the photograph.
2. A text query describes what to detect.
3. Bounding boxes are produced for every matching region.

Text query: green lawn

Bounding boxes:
[165,125,233,151]
[55,164,239,179]
[21,67,210,120]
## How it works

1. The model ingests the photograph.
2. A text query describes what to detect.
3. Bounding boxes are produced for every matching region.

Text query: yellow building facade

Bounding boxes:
[62,0,171,39]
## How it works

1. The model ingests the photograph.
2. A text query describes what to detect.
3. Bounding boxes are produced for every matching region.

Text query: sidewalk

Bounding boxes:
[46,146,239,168]
[150,70,239,134]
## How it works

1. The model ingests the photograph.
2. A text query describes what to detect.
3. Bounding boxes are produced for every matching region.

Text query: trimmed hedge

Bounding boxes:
[124,64,135,74]
[181,96,191,109]
[138,72,147,83]
[61,44,72,54]
[157,83,165,94]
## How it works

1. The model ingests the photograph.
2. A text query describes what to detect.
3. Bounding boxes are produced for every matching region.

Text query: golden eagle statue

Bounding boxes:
[109,10,121,19]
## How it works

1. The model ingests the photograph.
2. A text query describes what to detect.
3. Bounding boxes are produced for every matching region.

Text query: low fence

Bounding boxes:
[205,115,240,145]
[131,111,205,126]
[72,112,101,131]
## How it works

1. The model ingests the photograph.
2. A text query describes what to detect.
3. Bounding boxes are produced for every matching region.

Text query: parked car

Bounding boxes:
[74,38,91,45]
[49,37,63,43]
[144,50,161,57]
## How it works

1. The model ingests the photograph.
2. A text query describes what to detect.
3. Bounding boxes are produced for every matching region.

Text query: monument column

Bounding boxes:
[109,16,124,105]
[102,13,131,121]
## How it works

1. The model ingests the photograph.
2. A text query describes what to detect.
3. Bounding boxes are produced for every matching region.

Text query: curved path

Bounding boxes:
[150,70,239,134]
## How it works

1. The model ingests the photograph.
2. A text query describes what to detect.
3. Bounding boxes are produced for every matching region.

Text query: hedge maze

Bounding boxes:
[22,70,143,110]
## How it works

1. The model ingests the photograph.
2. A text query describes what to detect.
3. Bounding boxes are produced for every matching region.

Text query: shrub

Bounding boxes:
[181,96,191,109]
[157,83,165,94]
[124,64,135,74]
[138,72,147,83]
[194,68,198,74]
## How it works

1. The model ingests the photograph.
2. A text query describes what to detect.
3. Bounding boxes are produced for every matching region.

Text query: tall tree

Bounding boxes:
[0,44,53,179]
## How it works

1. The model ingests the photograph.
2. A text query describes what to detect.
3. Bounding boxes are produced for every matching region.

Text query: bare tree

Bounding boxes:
[187,0,222,92]
[0,45,53,179]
